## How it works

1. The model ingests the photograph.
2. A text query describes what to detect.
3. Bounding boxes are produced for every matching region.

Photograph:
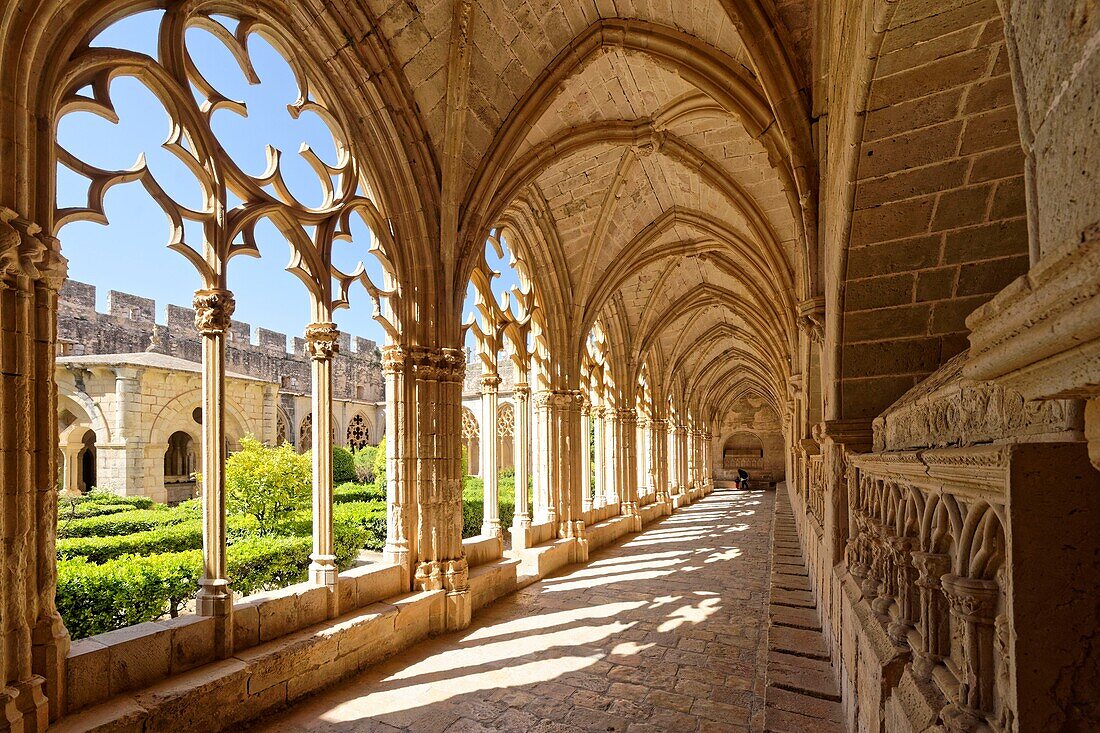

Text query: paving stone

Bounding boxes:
[249,491,775,733]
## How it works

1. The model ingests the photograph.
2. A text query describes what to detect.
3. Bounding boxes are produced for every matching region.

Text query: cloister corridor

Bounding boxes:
[247,489,836,733]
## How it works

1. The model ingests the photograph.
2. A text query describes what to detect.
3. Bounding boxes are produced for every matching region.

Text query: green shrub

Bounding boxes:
[58,506,195,539]
[57,521,204,563]
[58,502,135,520]
[370,437,388,495]
[226,535,313,596]
[332,445,357,484]
[226,436,311,534]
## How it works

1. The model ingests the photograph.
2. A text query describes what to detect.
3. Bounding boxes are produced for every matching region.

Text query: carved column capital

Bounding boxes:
[942,574,1000,622]
[912,551,952,589]
[381,344,407,374]
[407,345,466,383]
[0,206,68,290]
[305,322,341,361]
[480,374,502,393]
[797,296,825,344]
[513,381,530,398]
[192,289,236,335]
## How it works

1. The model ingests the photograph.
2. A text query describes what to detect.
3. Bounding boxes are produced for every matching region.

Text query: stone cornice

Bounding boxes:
[851,444,1012,502]
[965,235,1100,400]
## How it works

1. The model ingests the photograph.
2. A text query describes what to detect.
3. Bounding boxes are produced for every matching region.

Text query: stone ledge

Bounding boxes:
[51,590,444,733]
[469,558,519,611]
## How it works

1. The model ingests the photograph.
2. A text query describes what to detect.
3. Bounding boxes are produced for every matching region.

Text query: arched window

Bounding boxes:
[276,410,291,446]
[462,408,480,476]
[298,413,313,453]
[346,413,370,450]
[78,430,97,493]
[164,431,196,483]
[497,402,514,470]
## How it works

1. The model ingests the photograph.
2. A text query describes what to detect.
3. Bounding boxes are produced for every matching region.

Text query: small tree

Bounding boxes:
[225,436,311,534]
[332,445,356,483]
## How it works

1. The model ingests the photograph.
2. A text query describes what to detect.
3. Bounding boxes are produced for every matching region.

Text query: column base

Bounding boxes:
[481,521,503,539]
[32,612,70,722]
[309,555,338,586]
[0,687,22,733]
[382,545,413,589]
[196,578,234,657]
[11,677,45,733]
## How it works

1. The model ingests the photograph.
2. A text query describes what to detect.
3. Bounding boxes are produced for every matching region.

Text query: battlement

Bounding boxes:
[57,280,383,402]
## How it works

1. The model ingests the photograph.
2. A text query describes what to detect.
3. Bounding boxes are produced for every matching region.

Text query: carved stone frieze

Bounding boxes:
[873,350,1081,452]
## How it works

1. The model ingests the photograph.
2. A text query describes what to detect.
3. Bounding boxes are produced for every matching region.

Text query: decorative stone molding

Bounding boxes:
[192,289,236,335]
[304,322,341,360]
[479,374,502,391]
[406,346,465,383]
[872,350,1080,453]
[966,234,1100,402]
[796,296,825,344]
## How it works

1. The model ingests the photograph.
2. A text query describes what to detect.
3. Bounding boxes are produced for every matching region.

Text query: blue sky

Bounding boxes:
[57,10,520,353]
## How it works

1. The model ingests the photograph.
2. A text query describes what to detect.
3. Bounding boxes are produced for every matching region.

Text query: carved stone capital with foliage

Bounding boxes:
[192,289,236,335]
[305,322,341,361]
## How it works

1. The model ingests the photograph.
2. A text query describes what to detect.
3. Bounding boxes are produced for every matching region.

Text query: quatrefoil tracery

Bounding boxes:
[54,7,399,336]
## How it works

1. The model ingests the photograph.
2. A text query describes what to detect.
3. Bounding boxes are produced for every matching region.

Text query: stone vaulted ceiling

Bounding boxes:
[371,0,813,422]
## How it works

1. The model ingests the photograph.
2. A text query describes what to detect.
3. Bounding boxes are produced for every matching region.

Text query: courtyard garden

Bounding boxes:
[56,437,521,639]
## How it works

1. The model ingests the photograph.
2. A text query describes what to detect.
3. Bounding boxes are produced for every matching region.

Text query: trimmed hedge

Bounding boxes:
[461,477,516,538]
[58,502,136,520]
[56,531,370,639]
[80,491,156,509]
[332,446,357,484]
[334,482,385,504]
[57,521,204,563]
[57,551,201,639]
[58,506,196,539]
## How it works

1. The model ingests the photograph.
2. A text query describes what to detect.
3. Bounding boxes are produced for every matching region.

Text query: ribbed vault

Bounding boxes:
[437,1,813,429]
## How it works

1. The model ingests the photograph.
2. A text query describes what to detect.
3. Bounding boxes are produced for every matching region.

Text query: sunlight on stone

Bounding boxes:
[657,597,722,633]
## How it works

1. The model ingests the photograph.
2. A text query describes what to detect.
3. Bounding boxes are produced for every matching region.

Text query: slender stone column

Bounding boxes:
[532,391,554,523]
[512,382,531,529]
[479,375,502,538]
[306,323,339,610]
[673,424,682,493]
[592,406,607,508]
[686,427,696,489]
[941,575,1001,731]
[603,407,618,507]
[193,289,235,658]
[580,400,592,511]
[911,551,952,680]
[637,418,649,496]
[382,346,415,584]
[534,390,585,558]
[651,418,669,503]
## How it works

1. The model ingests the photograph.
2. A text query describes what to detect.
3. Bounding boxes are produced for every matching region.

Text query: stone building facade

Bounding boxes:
[55,280,386,500]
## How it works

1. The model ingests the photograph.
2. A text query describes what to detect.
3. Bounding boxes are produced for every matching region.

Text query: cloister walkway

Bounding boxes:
[250,490,779,732]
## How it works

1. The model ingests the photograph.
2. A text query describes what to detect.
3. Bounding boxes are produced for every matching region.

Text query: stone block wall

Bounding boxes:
[840,0,1030,419]
[57,280,384,404]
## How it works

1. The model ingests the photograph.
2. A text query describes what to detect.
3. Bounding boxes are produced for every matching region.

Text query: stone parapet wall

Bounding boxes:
[57,280,384,404]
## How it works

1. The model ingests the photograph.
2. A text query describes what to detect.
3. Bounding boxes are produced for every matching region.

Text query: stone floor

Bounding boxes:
[248,489,821,733]
[762,492,844,733]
